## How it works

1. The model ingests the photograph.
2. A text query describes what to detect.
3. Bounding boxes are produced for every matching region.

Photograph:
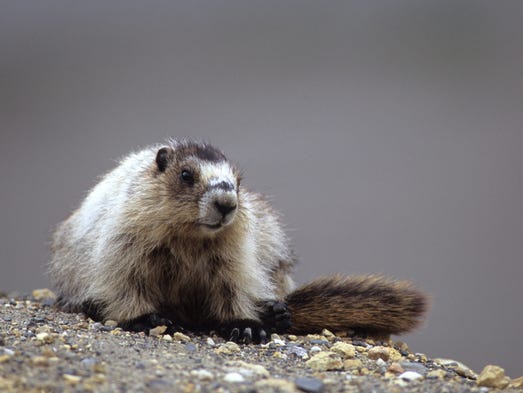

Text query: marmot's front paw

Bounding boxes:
[120,313,175,334]
[260,300,292,332]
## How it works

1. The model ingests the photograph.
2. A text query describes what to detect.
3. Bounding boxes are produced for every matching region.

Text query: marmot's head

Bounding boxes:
[152,140,241,236]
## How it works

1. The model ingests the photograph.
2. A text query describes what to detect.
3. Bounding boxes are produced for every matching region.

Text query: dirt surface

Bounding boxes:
[0,291,521,393]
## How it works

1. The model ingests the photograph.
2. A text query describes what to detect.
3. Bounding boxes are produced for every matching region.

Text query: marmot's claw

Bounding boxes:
[258,328,268,343]
[229,327,240,342]
[242,327,253,344]
[223,320,267,344]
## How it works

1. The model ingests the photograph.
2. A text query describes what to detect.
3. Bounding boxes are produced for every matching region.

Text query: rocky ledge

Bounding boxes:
[0,290,521,393]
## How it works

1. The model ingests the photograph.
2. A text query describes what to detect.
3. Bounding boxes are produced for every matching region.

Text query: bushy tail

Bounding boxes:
[285,275,428,336]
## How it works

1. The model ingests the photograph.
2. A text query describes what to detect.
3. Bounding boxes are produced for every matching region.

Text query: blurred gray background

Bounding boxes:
[1,1,522,377]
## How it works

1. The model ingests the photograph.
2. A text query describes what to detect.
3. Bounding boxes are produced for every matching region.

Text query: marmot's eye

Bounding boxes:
[180,170,195,185]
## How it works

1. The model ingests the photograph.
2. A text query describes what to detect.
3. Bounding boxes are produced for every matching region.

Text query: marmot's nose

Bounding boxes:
[214,199,237,216]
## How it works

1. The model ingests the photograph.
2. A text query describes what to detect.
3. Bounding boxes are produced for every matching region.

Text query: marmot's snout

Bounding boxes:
[214,195,237,217]
[198,182,238,231]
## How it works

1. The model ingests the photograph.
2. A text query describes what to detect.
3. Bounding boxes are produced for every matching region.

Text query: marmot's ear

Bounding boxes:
[156,147,174,172]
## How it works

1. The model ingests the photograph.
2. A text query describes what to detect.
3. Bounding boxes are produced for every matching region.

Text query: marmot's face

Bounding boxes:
[155,142,241,236]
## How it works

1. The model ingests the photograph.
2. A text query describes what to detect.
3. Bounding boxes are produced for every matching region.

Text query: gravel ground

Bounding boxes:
[0,290,521,393]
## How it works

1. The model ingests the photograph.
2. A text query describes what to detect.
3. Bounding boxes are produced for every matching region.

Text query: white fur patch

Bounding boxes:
[199,162,236,188]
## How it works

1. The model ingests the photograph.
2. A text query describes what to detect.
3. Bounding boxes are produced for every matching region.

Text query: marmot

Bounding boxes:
[50,139,427,342]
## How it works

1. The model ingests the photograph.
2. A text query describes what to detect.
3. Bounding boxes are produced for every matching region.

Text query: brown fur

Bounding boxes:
[286,275,428,335]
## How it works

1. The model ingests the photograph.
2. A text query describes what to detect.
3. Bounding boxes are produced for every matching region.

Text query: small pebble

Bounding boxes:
[399,371,423,382]
[149,325,167,337]
[368,346,401,362]
[477,365,510,389]
[321,329,335,341]
[36,332,56,344]
[433,358,476,379]
[81,357,98,368]
[147,379,170,390]
[226,361,270,378]
[40,348,55,358]
[295,376,325,393]
[309,339,329,346]
[35,326,51,334]
[190,369,214,381]
[206,337,216,346]
[104,320,118,328]
[172,332,191,342]
[272,351,287,359]
[343,358,363,370]
[224,372,245,383]
[415,353,428,363]
[32,289,57,302]
[375,358,386,367]
[330,342,355,358]
[185,343,197,352]
[510,376,523,388]
[93,362,106,374]
[255,378,296,393]
[394,341,410,353]
[388,362,404,375]
[399,361,428,375]
[215,341,241,354]
[309,346,322,354]
[271,333,282,341]
[287,345,308,359]
[360,367,371,375]
[30,356,49,366]
[36,332,49,341]
[135,362,146,370]
[426,369,447,379]
[306,352,343,371]
[63,374,82,384]
[272,338,286,346]
[28,317,46,325]
[306,334,326,341]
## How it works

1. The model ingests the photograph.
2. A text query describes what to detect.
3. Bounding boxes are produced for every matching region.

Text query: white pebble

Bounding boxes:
[206,337,215,346]
[36,332,49,341]
[310,346,322,354]
[224,372,245,383]
[190,369,214,381]
[376,358,386,367]
[272,338,286,346]
[399,371,423,381]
